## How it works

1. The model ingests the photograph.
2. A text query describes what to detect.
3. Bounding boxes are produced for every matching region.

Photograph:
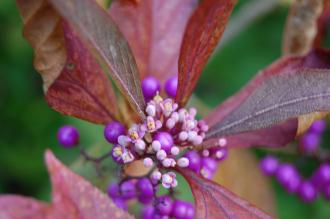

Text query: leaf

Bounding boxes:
[0,196,51,219]
[176,0,237,106]
[206,68,330,138]
[179,169,272,219]
[16,0,66,92]
[213,149,275,216]
[205,49,330,142]
[45,22,120,124]
[282,0,323,55]
[109,0,198,83]
[48,0,146,119]
[0,150,134,219]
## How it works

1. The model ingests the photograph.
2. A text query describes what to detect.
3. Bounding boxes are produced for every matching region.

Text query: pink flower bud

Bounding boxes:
[166,118,176,129]
[177,157,189,167]
[219,138,227,147]
[152,140,161,151]
[179,131,188,141]
[171,146,180,156]
[143,157,153,168]
[156,149,167,161]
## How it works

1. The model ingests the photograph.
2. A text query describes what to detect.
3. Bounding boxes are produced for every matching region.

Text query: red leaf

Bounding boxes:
[0,196,52,219]
[204,49,330,148]
[176,0,237,106]
[46,22,120,124]
[0,151,134,219]
[48,0,146,119]
[179,169,272,219]
[109,0,197,83]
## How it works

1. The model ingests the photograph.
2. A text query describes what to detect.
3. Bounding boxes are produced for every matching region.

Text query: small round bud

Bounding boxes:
[179,131,188,141]
[202,149,210,157]
[193,135,203,145]
[107,182,120,199]
[152,140,161,152]
[113,198,127,210]
[171,146,180,156]
[214,148,228,161]
[260,155,279,176]
[146,104,156,117]
[142,76,161,100]
[154,132,174,153]
[143,157,154,168]
[218,138,227,147]
[162,158,173,168]
[157,150,167,161]
[171,112,179,122]
[276,163,301,193]
[151,170,162,183]
[142,205,155,219]
[120,180,136,199]
[166,118,176,129]
[177,157,190,168]
[298,181,317,202]
[188,131,197,141]
[165,76,178,98]
[104,122,125,144]
[300,133,320,153]
[137,178,154,204]
[135,139,146,151]
[57,125,79,148]
[184,150,201,172]
[156,195,173,216]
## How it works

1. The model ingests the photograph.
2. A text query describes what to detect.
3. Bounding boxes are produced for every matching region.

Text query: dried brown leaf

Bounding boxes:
[213,149,275,217]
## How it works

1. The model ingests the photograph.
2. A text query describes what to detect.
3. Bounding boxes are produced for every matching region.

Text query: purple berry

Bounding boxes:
[322,183,330,201]
[154,132,174,153]
[276,163,301,193]
[300,133,320,153]
[309,120,326,134]
[260,155,279,176]
[142,76,161,100]
[201,157,218,172]
[171,200,187,219]
[165,76,178,98]
[312,163,330,188]
[184,151,201,172]
[107,182,120,199]
[185,203,194,219]
[156,195,173,216]
[57,125,79,148]
[298,181,317,202]
[142,205,155,219]
[137,178,154,204]
[120,180,136,199]
[104,122,126,144]
[113,198,127,210]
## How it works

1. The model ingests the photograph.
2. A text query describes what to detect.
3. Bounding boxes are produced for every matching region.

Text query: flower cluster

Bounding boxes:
[260,120,330,203]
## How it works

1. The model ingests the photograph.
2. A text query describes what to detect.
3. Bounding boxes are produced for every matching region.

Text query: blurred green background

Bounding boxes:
[1,0,330,218]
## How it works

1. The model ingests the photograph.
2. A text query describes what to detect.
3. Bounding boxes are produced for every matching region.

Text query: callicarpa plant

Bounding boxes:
[2,0,330,218]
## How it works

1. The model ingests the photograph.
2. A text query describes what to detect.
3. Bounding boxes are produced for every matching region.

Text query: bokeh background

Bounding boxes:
[1,0,330,218]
